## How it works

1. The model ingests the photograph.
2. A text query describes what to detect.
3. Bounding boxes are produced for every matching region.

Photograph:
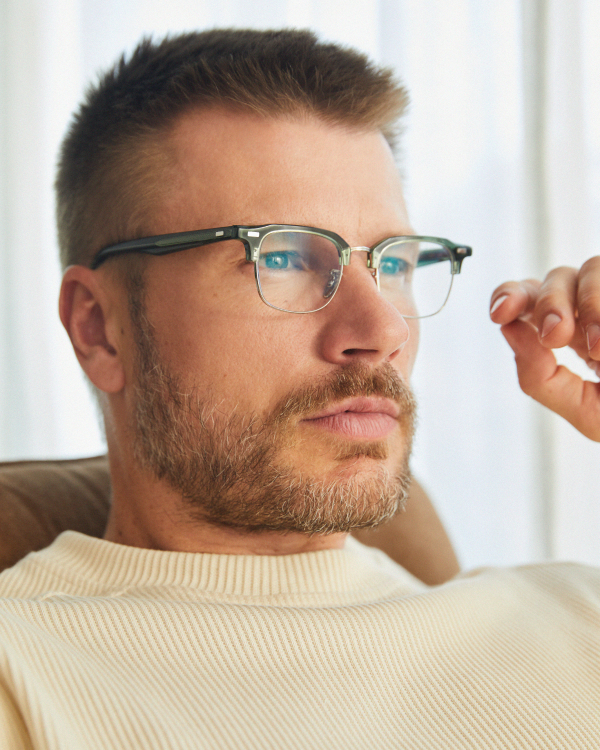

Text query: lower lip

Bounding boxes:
[303,412,397,440]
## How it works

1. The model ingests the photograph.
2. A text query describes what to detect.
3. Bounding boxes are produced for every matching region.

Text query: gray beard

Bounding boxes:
[129,279,417,536]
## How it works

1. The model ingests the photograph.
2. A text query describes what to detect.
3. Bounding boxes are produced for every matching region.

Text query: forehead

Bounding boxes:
[153,108,410,243]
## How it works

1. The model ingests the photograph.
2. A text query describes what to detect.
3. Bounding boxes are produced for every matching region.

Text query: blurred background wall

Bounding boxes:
[1,0,599,570]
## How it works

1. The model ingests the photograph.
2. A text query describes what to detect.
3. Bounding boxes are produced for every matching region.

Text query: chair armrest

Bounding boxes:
[0,456,110,572]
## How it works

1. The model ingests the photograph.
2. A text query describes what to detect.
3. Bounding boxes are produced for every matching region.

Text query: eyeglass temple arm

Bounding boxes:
[91,226,240,269]
[417,245,472,274]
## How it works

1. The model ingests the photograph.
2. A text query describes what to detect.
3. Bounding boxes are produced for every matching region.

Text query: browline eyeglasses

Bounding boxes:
[91,224,472,318]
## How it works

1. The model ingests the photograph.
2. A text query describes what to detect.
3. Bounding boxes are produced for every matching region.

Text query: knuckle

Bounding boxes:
[577,258,600,322]
[578,287,600,318]
[538,267,576,297]
[533,268,578,323]
[534,288,557,310]
[532,292,564,330]
[580,257,600,276]
[546,265,577,278]
[578,307,600,327]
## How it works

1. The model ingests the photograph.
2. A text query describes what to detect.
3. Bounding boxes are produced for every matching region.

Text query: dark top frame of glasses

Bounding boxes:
[90,224,472,273]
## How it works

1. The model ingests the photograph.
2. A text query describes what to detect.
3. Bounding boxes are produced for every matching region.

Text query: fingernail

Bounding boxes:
[587,324,600,351]
[490,294,509,315]
[541,313,561,338]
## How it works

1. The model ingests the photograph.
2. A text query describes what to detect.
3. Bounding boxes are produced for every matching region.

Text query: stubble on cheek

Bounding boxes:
[128,279,417,534]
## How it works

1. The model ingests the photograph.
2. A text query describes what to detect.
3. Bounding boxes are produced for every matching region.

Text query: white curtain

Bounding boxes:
[1,0,599,570]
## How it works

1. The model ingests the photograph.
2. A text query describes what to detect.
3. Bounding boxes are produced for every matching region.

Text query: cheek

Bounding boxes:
[153,293,315,410]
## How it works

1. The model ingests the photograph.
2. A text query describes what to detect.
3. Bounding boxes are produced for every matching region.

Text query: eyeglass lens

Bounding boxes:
[256,231,341,313]
[256,231,453,317]
[378,240,453,318]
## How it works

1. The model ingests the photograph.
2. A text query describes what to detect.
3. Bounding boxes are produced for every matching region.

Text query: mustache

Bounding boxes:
[272,362,416,426]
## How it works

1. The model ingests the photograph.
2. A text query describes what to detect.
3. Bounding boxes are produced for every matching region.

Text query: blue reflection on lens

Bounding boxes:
[380,256,409,276]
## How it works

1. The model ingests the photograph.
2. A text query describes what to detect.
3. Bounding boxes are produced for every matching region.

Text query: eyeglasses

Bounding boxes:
[91,224,472,318]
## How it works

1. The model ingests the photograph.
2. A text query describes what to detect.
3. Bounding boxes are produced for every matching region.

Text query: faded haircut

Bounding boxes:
[55,28,409,271]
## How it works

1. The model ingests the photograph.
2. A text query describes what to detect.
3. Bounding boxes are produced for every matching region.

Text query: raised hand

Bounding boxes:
[490,258,600,441]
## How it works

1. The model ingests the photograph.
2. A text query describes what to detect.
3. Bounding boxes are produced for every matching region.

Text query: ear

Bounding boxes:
[59,266,126,393]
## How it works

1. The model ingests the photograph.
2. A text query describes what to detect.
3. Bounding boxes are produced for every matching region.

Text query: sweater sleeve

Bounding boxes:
[0,685,33,750]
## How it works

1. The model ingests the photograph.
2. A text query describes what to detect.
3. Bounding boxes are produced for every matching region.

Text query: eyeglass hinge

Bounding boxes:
[339,247,351,265]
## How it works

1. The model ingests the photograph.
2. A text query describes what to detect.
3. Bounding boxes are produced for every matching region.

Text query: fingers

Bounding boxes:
[494,260,600,363]
[574,257,600,360]
[490,268,579,350]
[491,258,600,442]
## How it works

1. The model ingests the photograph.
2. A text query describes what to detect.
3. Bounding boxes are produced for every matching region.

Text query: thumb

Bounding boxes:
[501,319,600,440]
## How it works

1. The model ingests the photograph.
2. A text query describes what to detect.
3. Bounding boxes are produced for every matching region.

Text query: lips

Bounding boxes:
[302,397,400,440]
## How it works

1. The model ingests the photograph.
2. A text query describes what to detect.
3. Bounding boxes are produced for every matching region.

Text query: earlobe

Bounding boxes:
[59,266,126,393]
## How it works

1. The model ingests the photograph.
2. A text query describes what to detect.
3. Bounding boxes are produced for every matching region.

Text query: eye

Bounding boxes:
[379,256,409,276]
[264,252,288,269]
[260,251,305,271]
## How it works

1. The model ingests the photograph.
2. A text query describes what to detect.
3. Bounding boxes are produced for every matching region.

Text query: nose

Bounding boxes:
[318,251,413,366]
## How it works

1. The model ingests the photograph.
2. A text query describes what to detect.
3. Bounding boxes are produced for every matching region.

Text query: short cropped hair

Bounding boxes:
[55,28,409,270]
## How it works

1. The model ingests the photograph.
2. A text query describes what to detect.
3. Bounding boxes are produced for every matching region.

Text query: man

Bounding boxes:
[1,29,599,749]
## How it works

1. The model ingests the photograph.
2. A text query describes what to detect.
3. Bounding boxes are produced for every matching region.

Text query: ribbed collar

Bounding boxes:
[34,531,422,600]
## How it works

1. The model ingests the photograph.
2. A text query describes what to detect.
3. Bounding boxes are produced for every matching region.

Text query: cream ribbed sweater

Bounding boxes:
[0,532,599,749]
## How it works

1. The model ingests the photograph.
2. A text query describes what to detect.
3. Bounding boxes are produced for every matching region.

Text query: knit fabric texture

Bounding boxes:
[0,532,599,749]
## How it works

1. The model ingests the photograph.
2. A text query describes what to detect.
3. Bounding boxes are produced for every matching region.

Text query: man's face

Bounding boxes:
[121,109,419,534]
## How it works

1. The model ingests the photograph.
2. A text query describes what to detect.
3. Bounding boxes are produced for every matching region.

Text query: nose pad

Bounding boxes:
[350,249,381,292]
[323,268,342,299]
